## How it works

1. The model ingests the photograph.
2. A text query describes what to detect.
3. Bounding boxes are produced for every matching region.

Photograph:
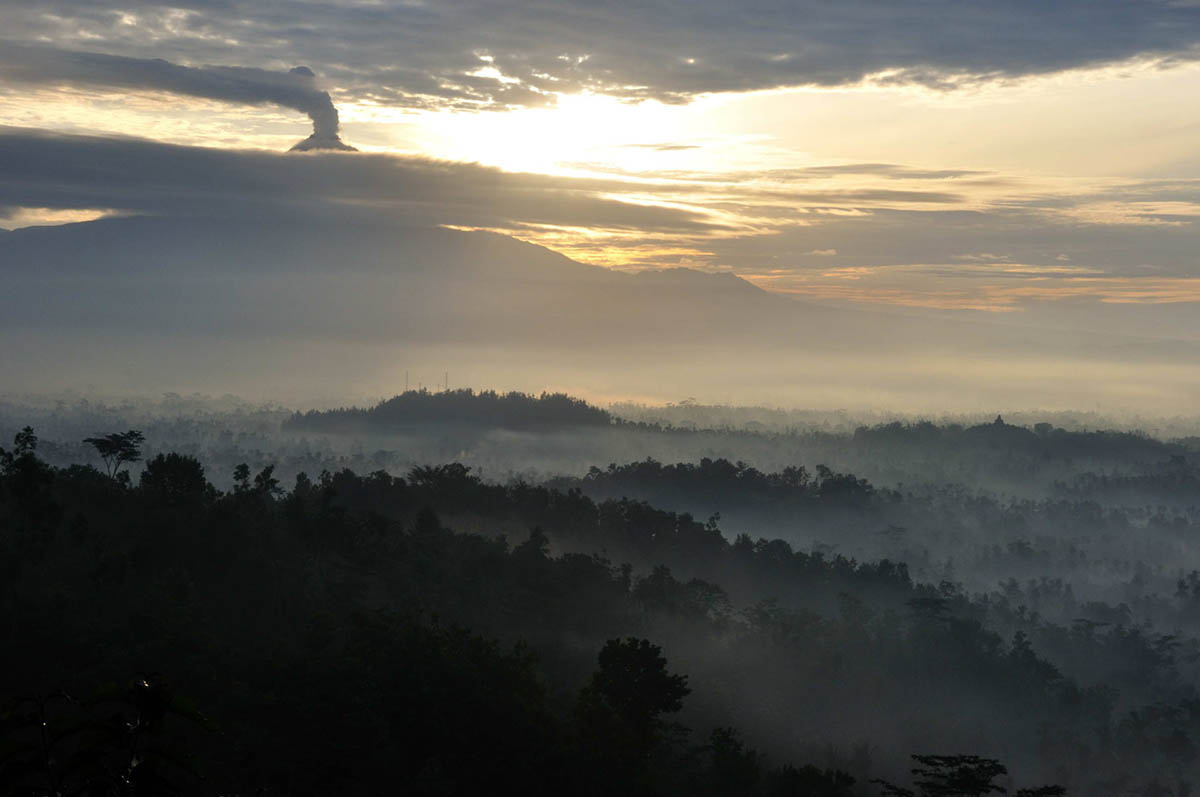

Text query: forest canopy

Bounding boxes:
[3,409,1198,794]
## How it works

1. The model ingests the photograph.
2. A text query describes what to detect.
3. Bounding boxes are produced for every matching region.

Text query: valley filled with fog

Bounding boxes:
[7,2,1200,792]
[5,389,1200,793]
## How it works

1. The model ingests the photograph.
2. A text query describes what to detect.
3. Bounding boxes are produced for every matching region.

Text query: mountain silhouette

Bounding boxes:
[0,214,841,346]
[2,213,1195,406]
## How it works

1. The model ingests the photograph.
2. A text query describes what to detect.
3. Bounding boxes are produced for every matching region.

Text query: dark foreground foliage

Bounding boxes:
[2,428,1187,794]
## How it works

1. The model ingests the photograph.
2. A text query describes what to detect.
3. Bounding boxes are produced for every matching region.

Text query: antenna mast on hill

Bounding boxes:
[405,371,409,392]
[445,372,449,392]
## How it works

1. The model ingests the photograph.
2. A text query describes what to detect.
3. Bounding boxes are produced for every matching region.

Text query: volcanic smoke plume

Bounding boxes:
[0,46,356,151]
[284,66,355,151]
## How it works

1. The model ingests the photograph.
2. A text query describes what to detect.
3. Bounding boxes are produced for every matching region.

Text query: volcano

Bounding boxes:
[289,133,357,152]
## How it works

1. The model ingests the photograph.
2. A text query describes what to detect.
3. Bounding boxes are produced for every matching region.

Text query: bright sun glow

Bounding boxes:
[345,92,775,177]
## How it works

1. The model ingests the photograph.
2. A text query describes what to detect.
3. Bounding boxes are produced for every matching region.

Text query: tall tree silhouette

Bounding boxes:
[83,430,145,480]
[588,637,690,740]
[575,638,691,795]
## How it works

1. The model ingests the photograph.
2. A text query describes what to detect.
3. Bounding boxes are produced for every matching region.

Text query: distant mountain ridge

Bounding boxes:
[0,213,817,347]
[4,211,1197,409]
[0,212,1066,352]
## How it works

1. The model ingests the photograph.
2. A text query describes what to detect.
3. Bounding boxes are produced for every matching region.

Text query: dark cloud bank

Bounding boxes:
[4,1,1200,108]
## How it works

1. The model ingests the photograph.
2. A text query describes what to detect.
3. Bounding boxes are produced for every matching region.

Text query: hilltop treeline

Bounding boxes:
[3,430,1198,794]
[9,394,1199,510]
[284,388,613,433]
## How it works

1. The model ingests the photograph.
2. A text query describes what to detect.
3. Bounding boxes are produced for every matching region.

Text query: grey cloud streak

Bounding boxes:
[0,128,720,235]
[2,1,1200,109]
[0,44,345,145]
[708,207,1200,279]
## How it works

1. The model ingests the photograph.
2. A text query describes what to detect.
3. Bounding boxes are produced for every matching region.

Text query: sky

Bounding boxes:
[1,1,1199,409]
[2,1,1200,310]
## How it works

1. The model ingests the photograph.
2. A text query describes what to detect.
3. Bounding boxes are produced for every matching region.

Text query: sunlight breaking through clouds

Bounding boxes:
[2,0,1200,318]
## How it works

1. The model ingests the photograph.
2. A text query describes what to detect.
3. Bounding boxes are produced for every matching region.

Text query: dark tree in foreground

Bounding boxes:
[874,754,1065,796]
[910,754,1008,796]
[588,637,690,740]
[139,453,211,500]
[83,430,145,480]
[575,638,692,795]
[0,427,60,571]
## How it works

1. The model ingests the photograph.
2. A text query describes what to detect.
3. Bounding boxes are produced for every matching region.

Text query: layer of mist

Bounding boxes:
[5,388,1200,793]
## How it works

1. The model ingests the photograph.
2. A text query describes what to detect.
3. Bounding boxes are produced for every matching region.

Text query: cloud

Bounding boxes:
[783,164,990,181]
[1,127,1197,299]
[3,2,1200,109]
[744,261,1200,312]
[621,143,702,152]
[0,207,116,230]
[0,44,350,149]
[0,127,720,236]
[708,206,1200,281]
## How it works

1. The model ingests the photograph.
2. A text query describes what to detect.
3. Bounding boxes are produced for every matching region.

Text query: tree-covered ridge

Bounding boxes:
[284,388,613,433]
[7,393,1198,511]
[2,429,1197,793]
[562,457,880,511]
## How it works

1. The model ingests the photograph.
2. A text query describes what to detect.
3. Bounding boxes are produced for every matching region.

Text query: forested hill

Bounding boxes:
[3,428,1197,794]
[284,388,613,433]
[283,389,1188,465]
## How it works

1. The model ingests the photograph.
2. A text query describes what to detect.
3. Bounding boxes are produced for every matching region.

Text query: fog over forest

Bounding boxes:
[4,390,1200,793]
[6,0,1200,794]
